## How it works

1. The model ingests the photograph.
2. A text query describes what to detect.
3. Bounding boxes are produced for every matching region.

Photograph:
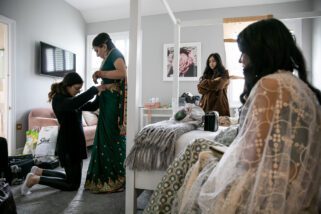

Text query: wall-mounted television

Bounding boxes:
[39,41,76,78]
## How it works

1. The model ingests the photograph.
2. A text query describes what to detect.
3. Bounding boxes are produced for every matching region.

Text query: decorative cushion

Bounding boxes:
[82,111,98,126]
[82,115,87,126]
[94,109,100,116]
[213,124,239,146]
[23,130,39,155]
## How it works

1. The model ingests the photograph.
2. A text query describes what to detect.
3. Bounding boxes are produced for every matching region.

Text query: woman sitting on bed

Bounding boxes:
[144,18,321,214]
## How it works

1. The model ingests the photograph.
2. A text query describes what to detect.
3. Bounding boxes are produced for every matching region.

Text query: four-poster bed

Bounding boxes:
[125,1,321,213]
[125,1,224,213]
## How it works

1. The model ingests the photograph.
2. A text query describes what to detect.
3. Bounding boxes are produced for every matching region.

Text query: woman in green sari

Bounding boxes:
[85,32,127,193]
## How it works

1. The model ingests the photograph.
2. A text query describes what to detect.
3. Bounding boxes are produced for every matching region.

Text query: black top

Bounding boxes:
[52,86,99,166]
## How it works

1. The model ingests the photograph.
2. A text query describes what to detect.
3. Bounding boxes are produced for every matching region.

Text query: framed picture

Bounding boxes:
[163,42,201,81]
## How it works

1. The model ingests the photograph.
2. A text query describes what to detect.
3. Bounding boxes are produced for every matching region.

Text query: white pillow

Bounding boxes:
[34,126,58,158]
[82,111,98,126]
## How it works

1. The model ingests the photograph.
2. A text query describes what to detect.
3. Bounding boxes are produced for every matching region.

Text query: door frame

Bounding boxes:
[0,15,16,155]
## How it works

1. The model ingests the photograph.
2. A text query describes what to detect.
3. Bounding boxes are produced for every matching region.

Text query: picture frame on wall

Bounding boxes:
[163,42,201,81]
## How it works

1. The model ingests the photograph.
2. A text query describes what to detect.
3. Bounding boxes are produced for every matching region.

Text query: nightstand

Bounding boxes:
[139,107,173,129]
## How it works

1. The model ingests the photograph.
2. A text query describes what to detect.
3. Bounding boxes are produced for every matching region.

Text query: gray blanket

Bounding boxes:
[125,119,198,170]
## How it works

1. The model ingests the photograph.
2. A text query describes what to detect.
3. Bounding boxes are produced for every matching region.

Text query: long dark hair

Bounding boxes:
[237,18,321,104]
[92,32,116,50]
[200,53,228,81]
[48,73,83,102]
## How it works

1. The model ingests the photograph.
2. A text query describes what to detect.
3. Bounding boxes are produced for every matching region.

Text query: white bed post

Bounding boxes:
[172,24,180,114]
[126,0,142,213]
[161,0,180,113]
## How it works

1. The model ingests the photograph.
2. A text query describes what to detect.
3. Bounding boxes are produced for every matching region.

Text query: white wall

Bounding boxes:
[301,18,312,81]
[0,0,318,149]
[0,0,86,149]
[312,0,321,90]
[86,0,315,106]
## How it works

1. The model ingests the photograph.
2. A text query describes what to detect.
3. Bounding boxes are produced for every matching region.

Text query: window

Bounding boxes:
[224,42,244,108]
[223,15,272,111]
[86,31,129,88]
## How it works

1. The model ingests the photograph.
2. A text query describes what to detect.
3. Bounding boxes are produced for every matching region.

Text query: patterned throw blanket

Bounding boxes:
[125,119,198,170]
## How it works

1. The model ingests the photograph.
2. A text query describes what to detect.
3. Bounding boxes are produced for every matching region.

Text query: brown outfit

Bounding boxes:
[198,72,230,116]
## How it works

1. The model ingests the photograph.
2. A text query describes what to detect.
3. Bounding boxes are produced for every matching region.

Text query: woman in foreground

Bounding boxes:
[197,18,321,213]
[145,18,321,214]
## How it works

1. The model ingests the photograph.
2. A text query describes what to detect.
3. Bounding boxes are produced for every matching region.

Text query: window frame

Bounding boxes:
[85,31,129,89]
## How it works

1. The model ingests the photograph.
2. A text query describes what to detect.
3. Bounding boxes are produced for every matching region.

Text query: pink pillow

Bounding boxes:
[82,111,98,126]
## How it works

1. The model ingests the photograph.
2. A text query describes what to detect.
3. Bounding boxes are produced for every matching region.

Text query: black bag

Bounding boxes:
[35,157,59,169]
[180,92,200,104]
[1,137,35,185]
[8,154,35,181]
[203,111,219,132]
[0,179,17,214]
[0,138,12,184]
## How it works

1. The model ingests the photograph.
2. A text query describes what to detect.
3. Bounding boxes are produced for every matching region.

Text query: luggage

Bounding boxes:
[8,154,35,183]
[0,137,12,184]
[0,138,18,213]
[1,137,35,184]
[0,179,17,214]
[35,156,59,169]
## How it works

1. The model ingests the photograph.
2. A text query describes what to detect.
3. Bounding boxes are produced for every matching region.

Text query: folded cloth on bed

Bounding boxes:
[125,119,199,170]
[213,124,239,147]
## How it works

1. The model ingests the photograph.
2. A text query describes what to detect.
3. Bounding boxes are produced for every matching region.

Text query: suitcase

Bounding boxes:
[1,137,35,185]
[8,154,35,182]
[36,159,59,169]
[35,156,59,169]
[0,179,17,214]
[0,137,12,184]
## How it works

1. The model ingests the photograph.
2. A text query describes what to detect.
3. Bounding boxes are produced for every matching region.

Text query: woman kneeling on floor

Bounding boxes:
[21,73,107,195]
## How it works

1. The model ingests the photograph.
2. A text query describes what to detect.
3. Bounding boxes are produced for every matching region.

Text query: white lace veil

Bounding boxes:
[198,71,321,213]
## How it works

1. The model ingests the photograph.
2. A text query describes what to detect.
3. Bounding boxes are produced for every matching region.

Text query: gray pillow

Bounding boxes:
[213,125,239,146]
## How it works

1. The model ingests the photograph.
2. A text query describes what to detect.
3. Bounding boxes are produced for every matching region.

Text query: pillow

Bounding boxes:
[173,103,204,125]
[213,124,239,147]
[82,111,98,126]
[82,115,87,126]
[94,109,100,116]
[23,130,39,155]
[34,126,58,158]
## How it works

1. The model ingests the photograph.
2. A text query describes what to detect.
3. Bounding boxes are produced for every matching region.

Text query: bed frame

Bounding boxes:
[125,1,223,213]
[125,1,321,213]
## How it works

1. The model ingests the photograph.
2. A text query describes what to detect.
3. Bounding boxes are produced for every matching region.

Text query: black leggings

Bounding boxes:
[39,159,82,191]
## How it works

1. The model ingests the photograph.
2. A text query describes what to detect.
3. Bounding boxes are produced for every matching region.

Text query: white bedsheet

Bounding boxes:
[175,126,227,155]
[134,126,228,191]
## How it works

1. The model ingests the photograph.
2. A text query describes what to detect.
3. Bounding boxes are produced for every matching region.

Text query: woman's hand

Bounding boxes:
[96,84,107,94]
[92,71,102,84]
[105,83,120,92]
[96,83,120,95]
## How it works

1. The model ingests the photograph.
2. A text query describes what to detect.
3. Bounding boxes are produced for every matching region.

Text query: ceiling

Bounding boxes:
[64,0,305,23]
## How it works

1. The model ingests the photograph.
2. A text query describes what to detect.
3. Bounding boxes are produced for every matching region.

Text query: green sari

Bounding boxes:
[85,48,127,193]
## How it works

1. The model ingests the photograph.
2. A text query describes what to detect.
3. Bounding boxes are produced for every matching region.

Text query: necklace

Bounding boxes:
[100,48,115,69]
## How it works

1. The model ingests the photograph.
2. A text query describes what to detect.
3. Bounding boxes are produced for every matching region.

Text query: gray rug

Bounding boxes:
[11,149,152,214]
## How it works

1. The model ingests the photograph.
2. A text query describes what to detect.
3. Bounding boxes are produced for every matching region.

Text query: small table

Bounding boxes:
[139,107,173,129]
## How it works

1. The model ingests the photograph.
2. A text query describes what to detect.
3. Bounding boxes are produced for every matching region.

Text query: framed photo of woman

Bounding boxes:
[163,42,201,81]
